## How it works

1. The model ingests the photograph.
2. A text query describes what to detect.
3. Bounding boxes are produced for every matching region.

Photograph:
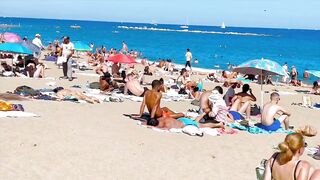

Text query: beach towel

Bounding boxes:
[228,123,293,134]
[0,111,39,118]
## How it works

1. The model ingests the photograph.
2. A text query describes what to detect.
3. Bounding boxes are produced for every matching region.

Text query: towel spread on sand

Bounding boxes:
[228,123,293,134]
[0,111,39,118]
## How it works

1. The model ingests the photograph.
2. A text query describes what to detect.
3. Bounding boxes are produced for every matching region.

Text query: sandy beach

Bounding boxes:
[0,54,319,180]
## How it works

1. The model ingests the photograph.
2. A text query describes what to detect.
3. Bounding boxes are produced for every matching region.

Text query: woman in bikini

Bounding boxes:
[263,133,318,180]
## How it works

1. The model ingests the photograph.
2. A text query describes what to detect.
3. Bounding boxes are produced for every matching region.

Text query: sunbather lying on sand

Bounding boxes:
[136,80,184,120]
[256,92,290,131]
[124,73,148,97]
[149,115,224,130]
[53,87,100,104]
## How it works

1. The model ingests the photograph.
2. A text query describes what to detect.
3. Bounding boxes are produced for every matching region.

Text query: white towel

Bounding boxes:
[0,111,39,118]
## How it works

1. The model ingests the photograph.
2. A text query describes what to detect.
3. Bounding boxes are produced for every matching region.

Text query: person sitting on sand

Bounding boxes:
[143,66,153,76]
[311,81,320,95]
[263,133,319,180]
[256,92,290,131]
[224,82,240,106]
[111,62,121,78]
[189,86,201,100]
[198,86,233,124]
[99,72,119,92]
[124,73,148,97]
[137,80,184,120]
[290,66,302,86]
[176,68,197,90]
[230,84,256,119]
[53,87,100,104]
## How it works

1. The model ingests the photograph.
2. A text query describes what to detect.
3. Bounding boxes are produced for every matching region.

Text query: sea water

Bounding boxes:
[1,17,320,80]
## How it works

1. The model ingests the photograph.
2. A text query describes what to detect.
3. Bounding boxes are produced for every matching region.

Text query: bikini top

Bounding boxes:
[270,153,302,180]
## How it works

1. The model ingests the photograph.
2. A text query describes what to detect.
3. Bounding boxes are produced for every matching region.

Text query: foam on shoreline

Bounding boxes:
[118,25,272,37]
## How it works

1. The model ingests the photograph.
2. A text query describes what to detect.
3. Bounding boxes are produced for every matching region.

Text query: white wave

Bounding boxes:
[117,25,271,37]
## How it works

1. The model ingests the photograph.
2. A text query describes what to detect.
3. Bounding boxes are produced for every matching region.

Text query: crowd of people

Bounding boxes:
[0,34,319,179]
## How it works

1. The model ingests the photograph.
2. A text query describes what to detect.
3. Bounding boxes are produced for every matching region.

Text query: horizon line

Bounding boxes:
[1,16,319,31]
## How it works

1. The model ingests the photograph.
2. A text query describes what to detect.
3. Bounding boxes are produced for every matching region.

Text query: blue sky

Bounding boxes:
[0,0,319,29]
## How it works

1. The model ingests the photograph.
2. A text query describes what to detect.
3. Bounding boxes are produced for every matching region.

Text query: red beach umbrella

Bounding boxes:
[0,32,22,43]
[108,54,136,64]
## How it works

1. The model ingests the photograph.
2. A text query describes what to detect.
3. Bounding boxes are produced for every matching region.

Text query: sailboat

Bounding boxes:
[221,22,226,29]
[180,18,189,29]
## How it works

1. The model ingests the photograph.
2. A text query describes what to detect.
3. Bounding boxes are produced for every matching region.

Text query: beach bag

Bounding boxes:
[14,86,39,96]
[255,159,267,180]
[56,56,67,65]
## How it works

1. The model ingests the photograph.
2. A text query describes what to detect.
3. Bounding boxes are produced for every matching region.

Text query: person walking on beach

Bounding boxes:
[185,48,192,70]
[32,34,45,50]
[61,36,74,81]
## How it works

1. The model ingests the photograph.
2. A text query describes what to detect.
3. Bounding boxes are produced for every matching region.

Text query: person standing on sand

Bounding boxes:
[32,34,45,50]
[121,41,128,54]
[257,92,291,131]
[185,48,192,70]
[61,36,74,81]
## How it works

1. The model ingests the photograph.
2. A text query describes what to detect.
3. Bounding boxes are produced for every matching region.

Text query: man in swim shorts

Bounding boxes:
[137,80,184,120]
[257,92,291,131]
[151,116,224,130]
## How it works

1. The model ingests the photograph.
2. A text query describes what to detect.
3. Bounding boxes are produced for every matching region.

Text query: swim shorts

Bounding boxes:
[177,118,199,128]
[229,111,244,121]
[256,120,281,131]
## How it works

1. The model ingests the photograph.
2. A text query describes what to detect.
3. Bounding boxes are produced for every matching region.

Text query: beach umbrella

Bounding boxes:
[108,54,136,64]
[306,70,320,78]
[0,42,33,70]
[0,42,33,54]
[21,40,41,54]
[73,41,91,52]
[233,58,286,76]
[233,58,286,110]
[0,32,22,43]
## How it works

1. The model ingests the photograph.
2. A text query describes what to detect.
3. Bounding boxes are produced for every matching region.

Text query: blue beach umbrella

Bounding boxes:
[73,41,91,52]
[0,42,33,55]
[233,58,286,110]
[306,70,320,78]
[233,58,286,76]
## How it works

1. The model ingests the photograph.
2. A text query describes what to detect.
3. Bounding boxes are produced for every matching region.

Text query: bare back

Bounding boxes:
[144,90,162,118]
[126,80,144,96]
[199,91,211,112]
[262,102,283,125]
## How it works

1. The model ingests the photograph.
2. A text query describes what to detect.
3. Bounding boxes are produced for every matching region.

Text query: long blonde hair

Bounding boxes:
[278,133,304,165]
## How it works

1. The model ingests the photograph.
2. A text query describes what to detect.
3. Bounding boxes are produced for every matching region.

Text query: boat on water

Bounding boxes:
[180,17,189,29]
[221,22,226,29]
[70,25,81,29]
[0,24,20,28]
[180,25,189,29]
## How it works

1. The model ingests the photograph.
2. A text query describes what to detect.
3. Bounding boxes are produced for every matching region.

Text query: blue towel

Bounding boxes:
[228,123,294,134]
